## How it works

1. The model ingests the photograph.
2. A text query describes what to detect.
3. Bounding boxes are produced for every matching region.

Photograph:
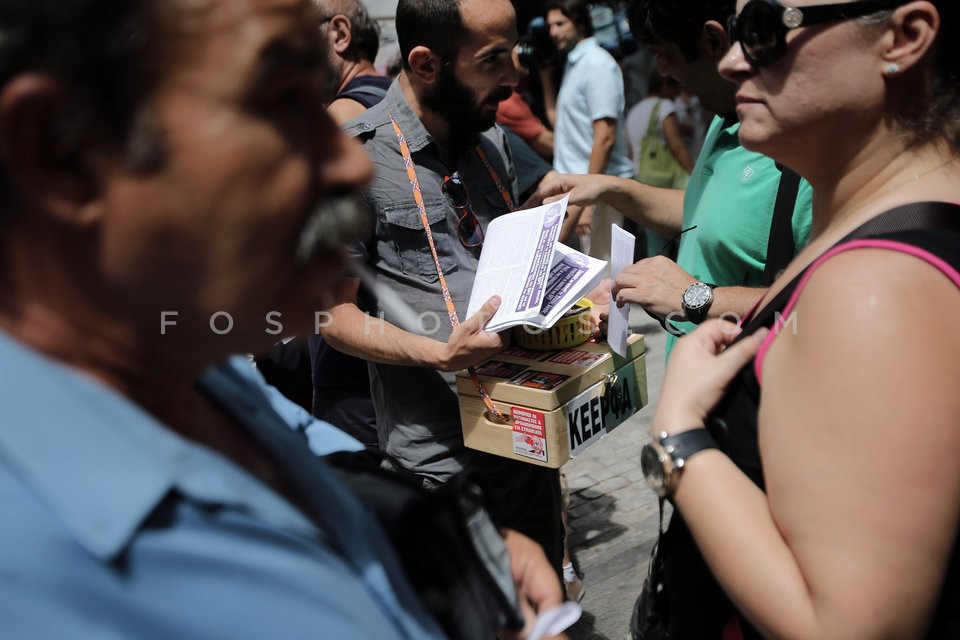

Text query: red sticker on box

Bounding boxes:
[511,407,547,462]
[547,349,605,367]
[475,360,528,379]
[501,346,544,360]
[508,370,569,390]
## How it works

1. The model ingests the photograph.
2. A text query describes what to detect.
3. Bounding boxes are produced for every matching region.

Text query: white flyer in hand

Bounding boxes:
[467,196,568,330]
[527,601,582,640]
[530,242,607,329]
[467,196,609,332]
[607,223,636,357]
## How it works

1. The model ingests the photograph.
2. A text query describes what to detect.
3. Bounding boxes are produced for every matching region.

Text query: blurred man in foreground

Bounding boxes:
[0,0,561,636]
[324,0,565,576]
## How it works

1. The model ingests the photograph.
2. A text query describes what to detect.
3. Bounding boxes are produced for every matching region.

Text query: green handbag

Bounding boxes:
[637,100,689,189]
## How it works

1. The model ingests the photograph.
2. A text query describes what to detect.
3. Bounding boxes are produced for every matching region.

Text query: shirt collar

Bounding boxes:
[0,334,316,561]
[382,79,434,153]
[719,115,740,136]
[567,36,598,65]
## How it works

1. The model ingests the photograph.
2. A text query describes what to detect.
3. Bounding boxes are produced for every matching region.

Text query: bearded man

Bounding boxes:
[324,0,564,574]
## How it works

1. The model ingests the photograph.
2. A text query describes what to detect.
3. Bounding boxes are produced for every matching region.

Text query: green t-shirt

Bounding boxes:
[665,116,813,356]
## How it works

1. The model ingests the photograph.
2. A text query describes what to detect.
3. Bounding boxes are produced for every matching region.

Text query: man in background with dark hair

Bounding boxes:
[323,0,565,577]
[0,0,562,635]
[543,0,634,260]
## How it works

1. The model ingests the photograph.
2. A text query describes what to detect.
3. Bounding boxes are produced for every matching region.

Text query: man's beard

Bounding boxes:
[422,66,511,140]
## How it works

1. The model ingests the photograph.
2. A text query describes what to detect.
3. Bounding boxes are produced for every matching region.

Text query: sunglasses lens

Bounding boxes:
[443,173,483,247]
[458,213,483,247]
[442,173,469,209]
[726,15,739,42]
[737,0,784,66]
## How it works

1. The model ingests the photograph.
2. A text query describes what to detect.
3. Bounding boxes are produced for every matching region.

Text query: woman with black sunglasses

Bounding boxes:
[640,1,960,638]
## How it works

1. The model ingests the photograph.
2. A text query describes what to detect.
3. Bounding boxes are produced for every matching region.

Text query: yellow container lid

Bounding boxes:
[512,298,594,351]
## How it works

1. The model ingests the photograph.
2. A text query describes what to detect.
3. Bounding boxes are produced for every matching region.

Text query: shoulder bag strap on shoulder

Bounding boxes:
[747,200,960,333]
[842,200,960,240]
[646,99,662,137]
[761,165,802,287]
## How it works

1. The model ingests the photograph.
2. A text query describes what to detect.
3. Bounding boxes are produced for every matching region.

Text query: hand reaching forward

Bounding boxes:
[654,320,769,434]
[613,256,696,319]
[521,172,619,210]
[437,295,507,372]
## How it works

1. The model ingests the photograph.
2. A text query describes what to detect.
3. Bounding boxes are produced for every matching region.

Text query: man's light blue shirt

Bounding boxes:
[0,332,446,639]
[553,37,634,178]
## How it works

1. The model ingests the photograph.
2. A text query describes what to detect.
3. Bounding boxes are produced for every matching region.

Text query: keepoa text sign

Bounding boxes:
[567,361,642,457]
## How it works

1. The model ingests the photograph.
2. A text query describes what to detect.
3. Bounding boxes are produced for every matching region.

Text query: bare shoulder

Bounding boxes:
[760,242,960,430]
[781,243,960,345]
[757,244,960,639]
[761,242,960,427]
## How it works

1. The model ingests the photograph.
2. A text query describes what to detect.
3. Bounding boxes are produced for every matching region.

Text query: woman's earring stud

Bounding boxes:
[886,62,901,75]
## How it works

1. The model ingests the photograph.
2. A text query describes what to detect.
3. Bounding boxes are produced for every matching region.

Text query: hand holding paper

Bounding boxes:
[438,295,507,372]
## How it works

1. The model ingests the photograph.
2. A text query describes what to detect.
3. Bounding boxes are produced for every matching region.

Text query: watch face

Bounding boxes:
[683,282,712,310]
[640,444,667,496]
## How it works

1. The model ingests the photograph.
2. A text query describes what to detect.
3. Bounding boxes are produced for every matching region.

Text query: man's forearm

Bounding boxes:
[322,302,444,370]
[706,286,767,321]
[604,178,685,237]
[524,173,687,237]
[614,258,768,322]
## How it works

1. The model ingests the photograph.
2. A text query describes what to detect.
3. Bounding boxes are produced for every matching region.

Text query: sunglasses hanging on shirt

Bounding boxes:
[442,172,485,248]
[727,0,907,67]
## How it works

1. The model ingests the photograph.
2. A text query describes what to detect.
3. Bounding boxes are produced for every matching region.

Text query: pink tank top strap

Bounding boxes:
[754,238,960,384]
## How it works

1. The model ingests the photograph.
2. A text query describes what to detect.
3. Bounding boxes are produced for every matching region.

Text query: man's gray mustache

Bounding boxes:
[295,194,373,263]
[294,193,423,333]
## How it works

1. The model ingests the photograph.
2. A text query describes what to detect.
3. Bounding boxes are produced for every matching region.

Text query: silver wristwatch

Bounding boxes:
[682,282,714,324]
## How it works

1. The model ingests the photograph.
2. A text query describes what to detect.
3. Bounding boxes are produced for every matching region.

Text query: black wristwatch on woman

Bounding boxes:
[641,428,718,498]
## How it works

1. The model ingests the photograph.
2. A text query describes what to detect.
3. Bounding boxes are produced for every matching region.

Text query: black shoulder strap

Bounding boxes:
[841,200,960,241]
[745,200,960,333]
[340,84,388,102]
[761,165,802,286]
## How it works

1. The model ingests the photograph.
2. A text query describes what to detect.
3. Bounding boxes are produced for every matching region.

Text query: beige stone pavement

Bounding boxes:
[564,311,669,640]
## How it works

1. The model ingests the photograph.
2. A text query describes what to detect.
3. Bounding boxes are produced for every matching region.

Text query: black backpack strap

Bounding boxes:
[761,165,802,286]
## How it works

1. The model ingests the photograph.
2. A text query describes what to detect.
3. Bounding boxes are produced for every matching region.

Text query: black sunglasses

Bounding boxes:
[441,172,484,248]
[727,0,905,67]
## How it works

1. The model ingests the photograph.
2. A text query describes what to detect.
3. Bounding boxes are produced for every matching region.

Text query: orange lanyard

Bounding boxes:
[388,111,507,421]
[474,145,515,212]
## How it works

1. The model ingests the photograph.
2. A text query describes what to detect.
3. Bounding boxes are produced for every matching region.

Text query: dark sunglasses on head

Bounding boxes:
[442,172,484,248]
[727,0,906,67]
